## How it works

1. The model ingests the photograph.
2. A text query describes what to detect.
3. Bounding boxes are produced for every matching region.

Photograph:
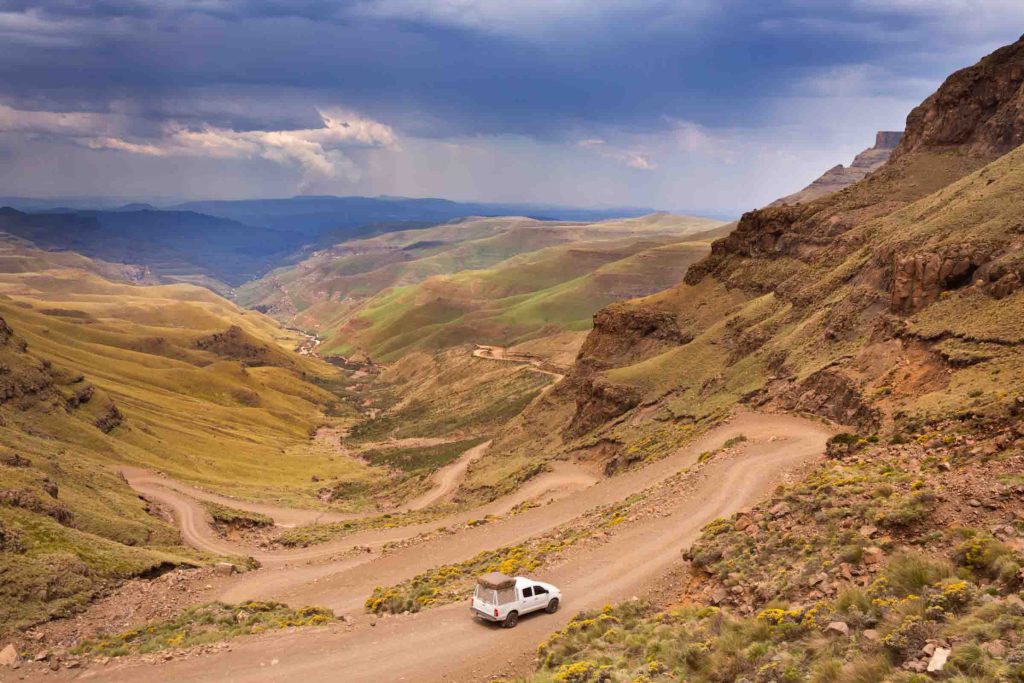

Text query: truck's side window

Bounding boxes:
[534,586,548,595]
[522,587,533,598]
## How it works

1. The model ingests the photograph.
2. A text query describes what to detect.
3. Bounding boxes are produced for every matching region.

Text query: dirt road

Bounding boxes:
[473,344,566,379]
[120,468,359,530]
[65,412,831,683]
[122,442,598,567]
[402,440,492,511]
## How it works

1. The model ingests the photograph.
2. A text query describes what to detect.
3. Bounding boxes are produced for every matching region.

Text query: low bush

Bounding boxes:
[953,534,1022,586]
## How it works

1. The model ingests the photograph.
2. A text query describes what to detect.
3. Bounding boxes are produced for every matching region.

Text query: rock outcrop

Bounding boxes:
[563,377,642,439]
[894,34,1024,160]
[193,325,296,368]
[554,33,1024,439]
[574,303,692,369]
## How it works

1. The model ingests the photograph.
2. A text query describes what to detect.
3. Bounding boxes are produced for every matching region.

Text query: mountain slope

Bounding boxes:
[461,32,1024,494]
[484,35,1024,682]
[0,207,299,288]
[239,213,729,362]
[0,243,375,631]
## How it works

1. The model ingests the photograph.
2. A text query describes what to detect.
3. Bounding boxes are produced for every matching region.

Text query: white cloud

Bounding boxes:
[0,104,396,184]
[577,136,657,170]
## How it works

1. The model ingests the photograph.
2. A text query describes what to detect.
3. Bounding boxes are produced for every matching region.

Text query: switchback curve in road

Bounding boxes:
[76,412,833,683]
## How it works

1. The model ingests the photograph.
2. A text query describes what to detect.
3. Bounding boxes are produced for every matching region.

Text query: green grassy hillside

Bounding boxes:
[0,238,390,631]
[237,214,728,361]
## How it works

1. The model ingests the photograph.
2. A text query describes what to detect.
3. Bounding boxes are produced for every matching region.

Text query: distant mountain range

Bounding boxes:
[170,195,657,235]
[0,207,297,287]
[0,195,665,287]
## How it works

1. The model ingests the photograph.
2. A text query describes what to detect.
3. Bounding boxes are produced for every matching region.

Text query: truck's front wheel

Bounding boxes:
[502,611,519,628]
[545,598,559,614]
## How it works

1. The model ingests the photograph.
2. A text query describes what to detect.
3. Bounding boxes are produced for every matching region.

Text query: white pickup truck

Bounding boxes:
[471,572,561,628]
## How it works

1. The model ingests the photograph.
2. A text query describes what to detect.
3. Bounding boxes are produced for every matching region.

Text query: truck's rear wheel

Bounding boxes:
[502,611,519,628]
[546,598,559,614]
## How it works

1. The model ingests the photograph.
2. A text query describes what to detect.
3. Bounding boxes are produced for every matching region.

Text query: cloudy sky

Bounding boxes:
[0,1,1022,215]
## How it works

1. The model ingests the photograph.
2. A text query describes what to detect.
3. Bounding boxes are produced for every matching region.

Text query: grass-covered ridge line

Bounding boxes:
[71,601,334,658]
[236,215,727,361]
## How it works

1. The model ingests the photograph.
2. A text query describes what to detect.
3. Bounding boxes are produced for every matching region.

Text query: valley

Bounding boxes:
[1,24,1024,683]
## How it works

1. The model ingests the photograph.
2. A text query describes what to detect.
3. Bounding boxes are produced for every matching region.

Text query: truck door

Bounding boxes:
[532,585,550,611]
[520,585,534,611]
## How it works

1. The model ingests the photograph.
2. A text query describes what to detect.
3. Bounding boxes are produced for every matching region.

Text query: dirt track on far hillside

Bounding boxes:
[56,412,832,683]
[473,344,566,379]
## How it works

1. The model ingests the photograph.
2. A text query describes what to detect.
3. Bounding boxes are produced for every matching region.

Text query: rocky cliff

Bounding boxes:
[537,33,1024,460]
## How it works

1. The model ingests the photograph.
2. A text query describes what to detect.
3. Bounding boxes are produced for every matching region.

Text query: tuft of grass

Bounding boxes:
[723,434,748,449]
[883,552,956,597]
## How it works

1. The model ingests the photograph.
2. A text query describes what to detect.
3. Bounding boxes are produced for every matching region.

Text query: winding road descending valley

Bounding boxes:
[76,412,830,683]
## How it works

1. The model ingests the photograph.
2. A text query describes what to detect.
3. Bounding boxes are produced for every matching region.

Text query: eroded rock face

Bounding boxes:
[779,368,881,432]
[889,245,1024,314]
[889,246,991,313]
[563,377,642,439]
[575,303,691,369]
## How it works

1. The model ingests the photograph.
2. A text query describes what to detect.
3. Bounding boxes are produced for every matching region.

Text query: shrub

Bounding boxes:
[873,490,937,529]
[882,614,929,658]
[953,535,1022,586]
[552,661,610,683]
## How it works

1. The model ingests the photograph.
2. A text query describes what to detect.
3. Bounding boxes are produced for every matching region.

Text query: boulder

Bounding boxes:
[0,644,21,668]
[214,562,236,576]
[734,515,753,531]
[927,647,951,673]
[825,621,850,637]
[863,546,883,565]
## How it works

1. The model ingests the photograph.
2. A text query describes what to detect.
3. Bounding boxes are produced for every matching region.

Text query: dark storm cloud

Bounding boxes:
[1,0,1012,136]
[0,1,1021,209]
